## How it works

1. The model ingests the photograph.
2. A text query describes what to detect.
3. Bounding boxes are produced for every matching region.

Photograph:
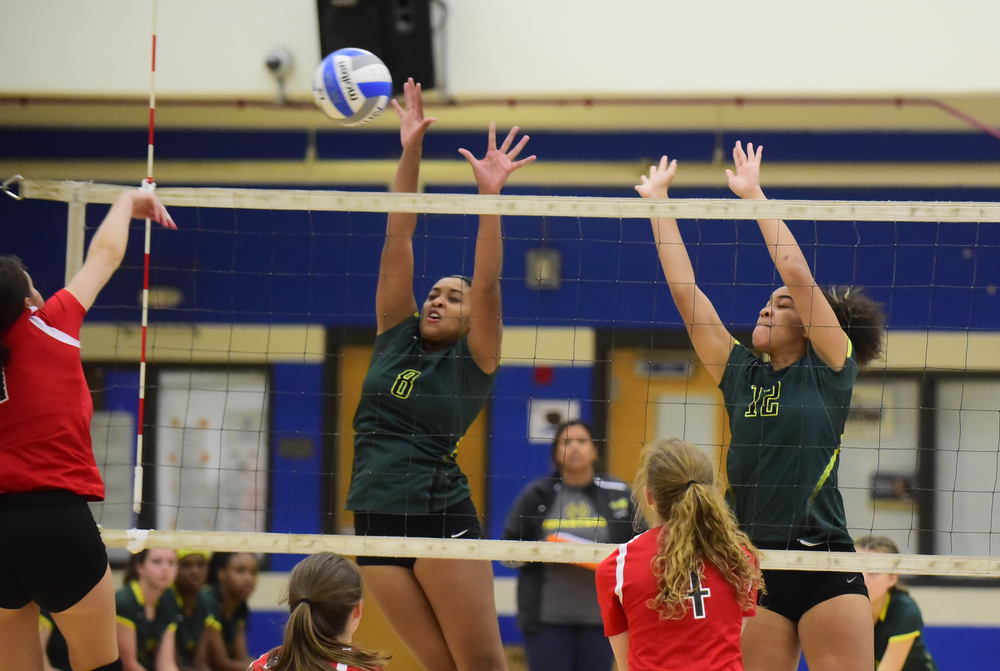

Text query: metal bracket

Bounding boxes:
[1,175,23,200]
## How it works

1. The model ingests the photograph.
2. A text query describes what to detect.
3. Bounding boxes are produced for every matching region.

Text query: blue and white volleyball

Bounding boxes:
[312,48,393,126]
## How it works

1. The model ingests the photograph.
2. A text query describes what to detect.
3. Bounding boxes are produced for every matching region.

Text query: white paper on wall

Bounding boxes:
[528,399,581,445]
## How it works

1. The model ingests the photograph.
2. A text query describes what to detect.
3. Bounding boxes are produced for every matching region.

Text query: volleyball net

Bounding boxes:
[8,177,1000,577]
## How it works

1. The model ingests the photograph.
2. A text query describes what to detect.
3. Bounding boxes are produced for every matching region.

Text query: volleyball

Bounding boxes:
[312,48,393,126]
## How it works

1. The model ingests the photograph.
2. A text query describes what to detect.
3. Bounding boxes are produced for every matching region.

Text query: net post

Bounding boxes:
[65,201,86,285]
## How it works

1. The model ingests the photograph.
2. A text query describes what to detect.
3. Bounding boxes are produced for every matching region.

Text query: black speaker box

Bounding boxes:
[317,0,435,93]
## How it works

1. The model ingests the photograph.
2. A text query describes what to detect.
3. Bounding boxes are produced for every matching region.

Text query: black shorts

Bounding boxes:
[353,498,482,569]
[0,490,109,612]
[757,542,868,622]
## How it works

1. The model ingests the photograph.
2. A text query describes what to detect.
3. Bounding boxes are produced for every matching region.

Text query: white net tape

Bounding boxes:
[99,528,1000,577]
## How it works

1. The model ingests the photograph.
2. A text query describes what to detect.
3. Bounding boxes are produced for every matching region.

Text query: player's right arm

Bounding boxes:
[65,190,175,311]
[637,156,734,384]
[375,78,436,335]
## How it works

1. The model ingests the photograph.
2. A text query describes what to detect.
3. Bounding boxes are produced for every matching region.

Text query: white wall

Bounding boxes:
[3,0,999,99]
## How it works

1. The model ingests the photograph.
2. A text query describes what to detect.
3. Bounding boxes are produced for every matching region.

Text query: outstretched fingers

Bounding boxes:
[410,80,424,117]
[157,205,177,229]
[499,126,519,154]
[507,134,530,161]
[487,122,497,151]
[512,154,536,169]
[733,140,747,167]
[146,196,176,229]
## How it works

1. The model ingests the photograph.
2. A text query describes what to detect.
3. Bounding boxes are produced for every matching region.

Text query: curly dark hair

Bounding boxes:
[821,285,885,367]
[0,255,30,367]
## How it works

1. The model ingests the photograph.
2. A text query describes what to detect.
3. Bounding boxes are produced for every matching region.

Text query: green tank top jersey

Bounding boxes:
[719,341,857,547]
[202,584,247,657]
[875,591,939,671]
[174,586,216,666]
[347,315,498,514]
[115,581,181,670]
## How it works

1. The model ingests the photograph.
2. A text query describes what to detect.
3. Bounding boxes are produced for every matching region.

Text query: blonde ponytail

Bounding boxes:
[636,438,762,619]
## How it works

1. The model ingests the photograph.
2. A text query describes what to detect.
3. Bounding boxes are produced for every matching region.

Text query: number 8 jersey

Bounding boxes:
[347,315,498,515]
[0,290,104,500]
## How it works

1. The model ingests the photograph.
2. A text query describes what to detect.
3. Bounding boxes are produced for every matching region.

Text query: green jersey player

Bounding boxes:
[636,143,886,671]
[346,78,535,671]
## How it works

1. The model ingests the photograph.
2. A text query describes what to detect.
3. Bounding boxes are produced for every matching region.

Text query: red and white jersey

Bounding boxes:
[249,650,376,671]
[0,290,103,500]
[596,527,756,671]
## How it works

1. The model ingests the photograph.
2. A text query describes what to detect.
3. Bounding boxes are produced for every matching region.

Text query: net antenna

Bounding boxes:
[134,0,159,516]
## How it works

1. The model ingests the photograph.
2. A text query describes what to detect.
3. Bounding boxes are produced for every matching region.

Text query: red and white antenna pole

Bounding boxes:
[134,0,158,515]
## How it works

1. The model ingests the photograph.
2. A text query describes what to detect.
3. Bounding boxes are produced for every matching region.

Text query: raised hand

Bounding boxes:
[127,190,176,229]
[635,155,678,199]
[725,141,765,199]
[391,77,437,151]
[458,122,536,195]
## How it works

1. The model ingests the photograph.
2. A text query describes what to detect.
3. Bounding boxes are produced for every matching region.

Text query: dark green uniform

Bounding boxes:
[39,610,71,671]
[347,315,498,514]
[202,584,248,658]
[720,341,857,547]
[173,586,216,667]
[875,590,939,671]
[115,581,181,670]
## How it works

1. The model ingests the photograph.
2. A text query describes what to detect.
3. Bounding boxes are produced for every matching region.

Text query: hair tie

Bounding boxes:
[298,598,312,607]
[685,480,698,490]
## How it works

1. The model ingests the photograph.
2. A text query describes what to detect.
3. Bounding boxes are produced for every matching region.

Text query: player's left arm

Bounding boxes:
[608,632,629,671]
[726,142,848,370]
[877,636,917,671]
[459,123,536,374]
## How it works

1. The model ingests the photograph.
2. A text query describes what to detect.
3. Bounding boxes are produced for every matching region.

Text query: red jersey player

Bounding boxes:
[596,438,762,671]
[249,553,388,671]
[0,189,174,671]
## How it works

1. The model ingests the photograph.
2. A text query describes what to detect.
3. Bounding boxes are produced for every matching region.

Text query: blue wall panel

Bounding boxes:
[487,365,595,541]
[268,363,325,571]
[3,179,1000,332]
[6,129,1000,163]
[247,610,288,659]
